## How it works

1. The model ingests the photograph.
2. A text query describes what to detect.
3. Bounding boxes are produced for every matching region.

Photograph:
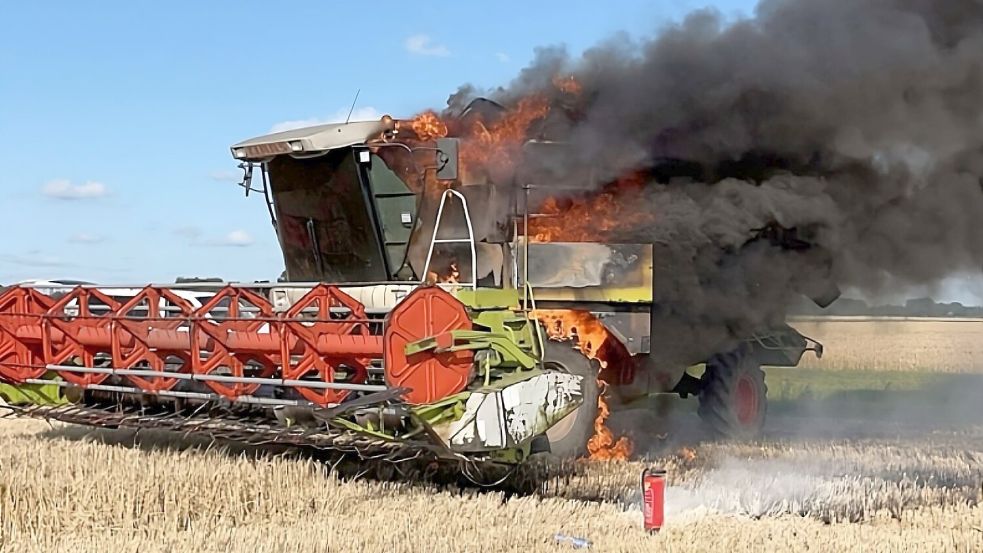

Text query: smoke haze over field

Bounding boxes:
[439,0,983,362]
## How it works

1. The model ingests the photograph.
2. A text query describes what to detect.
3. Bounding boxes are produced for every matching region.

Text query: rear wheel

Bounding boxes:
[543,340,599,458]
[697,345,767,439]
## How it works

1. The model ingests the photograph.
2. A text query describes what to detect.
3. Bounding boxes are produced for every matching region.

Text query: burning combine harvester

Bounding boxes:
[0,88,836,471]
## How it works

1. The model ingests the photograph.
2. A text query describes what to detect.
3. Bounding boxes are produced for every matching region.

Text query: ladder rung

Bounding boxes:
[432,239,471,244]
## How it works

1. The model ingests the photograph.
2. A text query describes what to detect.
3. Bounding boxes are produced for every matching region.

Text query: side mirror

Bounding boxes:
[237,162,255,196]
[436,138,459,181]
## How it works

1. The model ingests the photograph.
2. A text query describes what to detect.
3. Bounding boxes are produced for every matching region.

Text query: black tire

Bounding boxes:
[697,345,767,439]
[543,340,600,458]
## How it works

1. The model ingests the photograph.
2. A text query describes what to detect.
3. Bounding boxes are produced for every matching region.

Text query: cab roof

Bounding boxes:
[230,119,391,161]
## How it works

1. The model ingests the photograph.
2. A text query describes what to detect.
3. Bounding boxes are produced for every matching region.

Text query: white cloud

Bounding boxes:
[173,226,253,247]
[270,106,382,133]
[68,232,104,244]
[41,179,108,200]
[215,230,254,247]
[208,170,242,183]
[495,52,510,63]
[404,34,450,57]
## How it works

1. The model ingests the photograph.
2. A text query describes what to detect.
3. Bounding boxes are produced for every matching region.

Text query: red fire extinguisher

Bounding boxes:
[642,468,667,533]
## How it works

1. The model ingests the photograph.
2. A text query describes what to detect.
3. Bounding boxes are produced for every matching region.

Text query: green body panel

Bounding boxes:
[365,153,417,274]
[454,288,520,310]
[486,443,532,464]
[471,311,542,357]
[405,329,538,371]
[412,393,469,426]
[0,374,66,406]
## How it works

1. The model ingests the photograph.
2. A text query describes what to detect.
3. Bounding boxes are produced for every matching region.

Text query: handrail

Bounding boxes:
[420,189,478,291]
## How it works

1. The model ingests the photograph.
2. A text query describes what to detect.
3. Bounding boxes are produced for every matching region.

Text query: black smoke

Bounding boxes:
[442,0,983,365]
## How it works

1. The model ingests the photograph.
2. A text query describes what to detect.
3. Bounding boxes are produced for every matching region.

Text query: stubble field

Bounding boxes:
[792,317,983,373]
[1,318,982,552]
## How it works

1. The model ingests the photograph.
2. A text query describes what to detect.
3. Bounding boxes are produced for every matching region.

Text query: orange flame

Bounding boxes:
[529,174,654,242]
[407,97,547,187]
[460,95,550,180]
[411,110,448,141]
[533,309,633,461]
[535,309,610,359]
[587,385,633,461]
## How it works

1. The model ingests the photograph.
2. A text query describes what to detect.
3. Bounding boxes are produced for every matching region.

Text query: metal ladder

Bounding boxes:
[421,189,477,290]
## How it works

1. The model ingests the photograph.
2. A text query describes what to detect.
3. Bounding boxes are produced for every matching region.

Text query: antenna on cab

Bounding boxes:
[345,89,361,124]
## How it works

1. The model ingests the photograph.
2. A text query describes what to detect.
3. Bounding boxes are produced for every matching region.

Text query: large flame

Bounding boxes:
[534,309,633,461]
[404,98,549,191]
[587,383,633,461]
[411,110,448,141]
[528,174,654,242]
[459,95,550,181]
[535,309,610,357]
[403,74,653,232]
[403,82,640,461]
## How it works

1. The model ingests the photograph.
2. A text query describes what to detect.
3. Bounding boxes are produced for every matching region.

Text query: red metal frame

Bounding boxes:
[191,286,280,398]
[0,287,55,382]
[0,284,477,407]
[43,288,121,387]
[279,284,372,405]
[113,286,196,392]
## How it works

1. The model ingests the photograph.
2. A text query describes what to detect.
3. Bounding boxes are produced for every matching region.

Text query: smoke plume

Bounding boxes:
[440,0,983,363]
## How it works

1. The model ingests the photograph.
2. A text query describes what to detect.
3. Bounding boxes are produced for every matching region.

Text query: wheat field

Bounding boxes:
[791,318,983,373]
[0,417,981,553]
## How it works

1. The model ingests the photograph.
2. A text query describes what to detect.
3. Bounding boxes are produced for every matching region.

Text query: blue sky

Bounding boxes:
[1,1,979,303]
